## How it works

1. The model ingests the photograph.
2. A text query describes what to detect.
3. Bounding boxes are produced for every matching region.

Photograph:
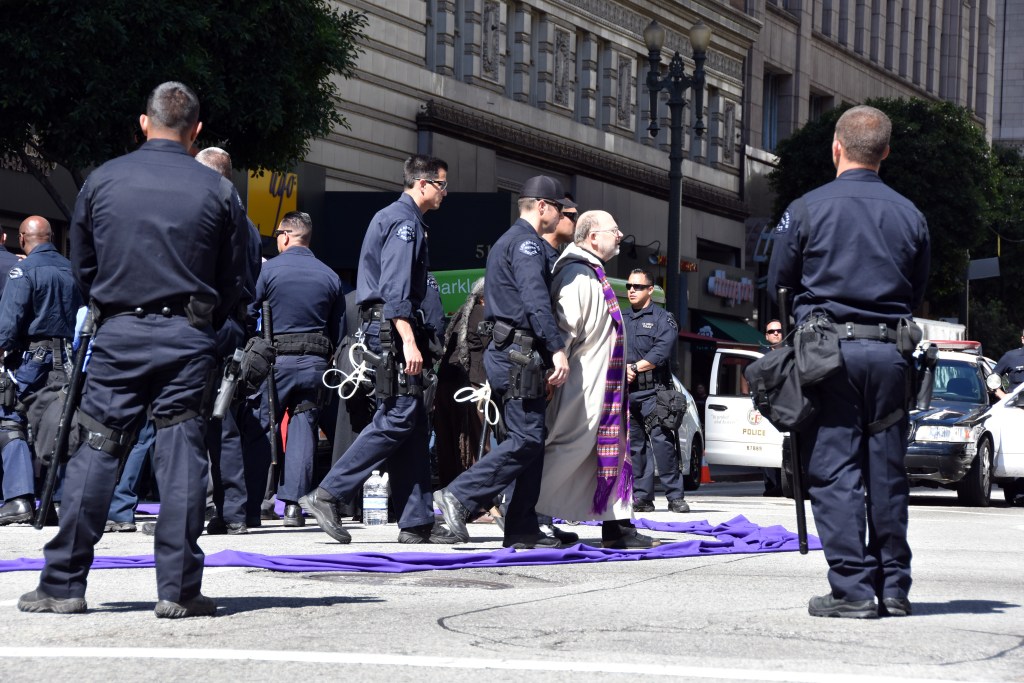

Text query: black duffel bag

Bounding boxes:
[645,389,688,432]
[744,347,816,432]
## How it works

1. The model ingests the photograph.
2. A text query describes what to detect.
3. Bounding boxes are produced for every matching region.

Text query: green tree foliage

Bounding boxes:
[0,1,367,218]
[768,98,994,316]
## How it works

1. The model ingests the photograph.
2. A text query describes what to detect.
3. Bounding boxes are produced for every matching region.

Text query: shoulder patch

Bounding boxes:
[427,273,440,291]
[8,267,24,280]
[395,224,417,243]
[775,210,791,234]
[667,315,678,329]
[518,240,541,257]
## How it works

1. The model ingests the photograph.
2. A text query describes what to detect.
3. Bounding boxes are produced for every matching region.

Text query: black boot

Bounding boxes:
[601,519,658,549]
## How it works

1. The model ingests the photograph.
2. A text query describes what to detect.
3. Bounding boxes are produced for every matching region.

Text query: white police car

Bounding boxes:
[982,379,1024,504]
[671,376,706,490]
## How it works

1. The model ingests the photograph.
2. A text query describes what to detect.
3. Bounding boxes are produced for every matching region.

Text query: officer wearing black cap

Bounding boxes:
[623,268,688,514]
[0,216,79,526]
[19,81,249,618]
[769,105,929,619]
[300,154,458,545]
[992,329,1024,399]
[434,175,572,548]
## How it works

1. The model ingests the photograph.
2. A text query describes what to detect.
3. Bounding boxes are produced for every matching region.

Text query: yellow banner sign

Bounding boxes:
[247,171,298,236]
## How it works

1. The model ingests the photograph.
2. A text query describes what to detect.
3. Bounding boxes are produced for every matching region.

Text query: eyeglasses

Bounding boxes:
[766,329,783,335]
[562,211,578,223]
[626,283,652,291]
[591,227,622,235]
[419,178,448,191]
[272,229,293,238]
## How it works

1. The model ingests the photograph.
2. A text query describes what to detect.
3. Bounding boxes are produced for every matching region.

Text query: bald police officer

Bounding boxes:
[769,105,929,619]
[19,82,249,618]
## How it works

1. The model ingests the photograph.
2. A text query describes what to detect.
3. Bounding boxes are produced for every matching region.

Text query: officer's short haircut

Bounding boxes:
[629,268,653,287]
[835,105,891,166]
[403,155,448,189]
[517,197,539,213]
[279,211,313,242]
[145,82,200,135]
[195,147,232,179]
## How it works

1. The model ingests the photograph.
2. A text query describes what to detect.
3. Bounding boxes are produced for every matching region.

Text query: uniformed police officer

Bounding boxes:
[623,268,689,514]
[769,105,930,619]
[434,175,572,548]
[253,211,343,526]
[19,82,249,618]
[0,230,19,297]
[300,155,457,544]
[0,216,79,525]
[992,328,1024,399]
[195,147,264,534]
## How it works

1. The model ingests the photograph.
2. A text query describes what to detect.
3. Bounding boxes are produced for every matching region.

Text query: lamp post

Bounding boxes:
[643,19,711,331]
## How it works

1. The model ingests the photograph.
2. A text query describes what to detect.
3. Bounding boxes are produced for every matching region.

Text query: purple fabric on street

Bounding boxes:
[0,515,819,574]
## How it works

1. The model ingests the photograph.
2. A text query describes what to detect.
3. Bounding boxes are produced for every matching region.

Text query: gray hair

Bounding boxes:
[574,210,601,243]
[145,81,200,134]
[195,147,232,179]
[835,105,891,166]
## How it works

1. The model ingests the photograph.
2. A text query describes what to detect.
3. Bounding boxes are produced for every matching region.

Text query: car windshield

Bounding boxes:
[933,359,984,403]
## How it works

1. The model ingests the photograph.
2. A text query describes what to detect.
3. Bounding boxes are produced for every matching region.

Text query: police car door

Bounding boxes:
[989,383,1024,479]
[705,348,784,468]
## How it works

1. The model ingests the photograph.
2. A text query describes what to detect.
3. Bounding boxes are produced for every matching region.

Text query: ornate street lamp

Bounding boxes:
[644,19,711,339]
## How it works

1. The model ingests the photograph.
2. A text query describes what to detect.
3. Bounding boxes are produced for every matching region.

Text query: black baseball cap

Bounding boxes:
[520,176,577,208]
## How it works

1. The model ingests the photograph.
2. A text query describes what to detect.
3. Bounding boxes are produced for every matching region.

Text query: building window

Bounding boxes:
[763,72,781,152]
[698,238,741,267]
[809,93,833,121]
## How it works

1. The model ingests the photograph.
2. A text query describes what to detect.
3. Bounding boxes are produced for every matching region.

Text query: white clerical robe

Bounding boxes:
[537,244,631,521]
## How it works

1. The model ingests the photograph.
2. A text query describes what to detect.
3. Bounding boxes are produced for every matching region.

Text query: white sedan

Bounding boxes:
[985,380,1024,503]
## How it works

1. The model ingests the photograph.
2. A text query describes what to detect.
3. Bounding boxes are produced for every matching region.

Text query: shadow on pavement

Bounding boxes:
[913,599,1019,616]
[98,595,381,615]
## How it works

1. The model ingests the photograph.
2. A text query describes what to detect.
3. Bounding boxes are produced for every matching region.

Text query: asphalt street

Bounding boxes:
[0,473,1022,683]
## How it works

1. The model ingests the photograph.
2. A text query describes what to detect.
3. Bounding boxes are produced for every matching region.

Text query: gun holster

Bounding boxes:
[0,371,16,409]
[508,348,546,400]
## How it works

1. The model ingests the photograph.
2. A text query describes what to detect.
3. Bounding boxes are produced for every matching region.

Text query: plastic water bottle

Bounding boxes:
[362,470,389,526]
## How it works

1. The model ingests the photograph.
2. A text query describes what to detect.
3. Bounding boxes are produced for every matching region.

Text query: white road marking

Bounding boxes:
[0,647,995,683]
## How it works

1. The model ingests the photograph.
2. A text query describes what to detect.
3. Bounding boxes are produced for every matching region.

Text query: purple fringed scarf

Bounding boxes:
[580,261,632,513]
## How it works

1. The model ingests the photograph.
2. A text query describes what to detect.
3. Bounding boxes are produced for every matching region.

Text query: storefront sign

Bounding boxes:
[247,170,298,237]
[707,269,754,306]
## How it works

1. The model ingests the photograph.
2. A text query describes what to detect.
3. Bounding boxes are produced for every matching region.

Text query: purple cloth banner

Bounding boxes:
[0,515,819,574]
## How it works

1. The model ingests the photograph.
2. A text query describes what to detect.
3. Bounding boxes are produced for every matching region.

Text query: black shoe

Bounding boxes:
[298,489,351,543]
[141,522,156,536]
[207,518,248,535]
[0,497,34,526]
[154,593,217,619]
[880,596,912,617]
[433,489,470,543]
[602,526,658,549]
[260,507,281,520]
[539,523,579,545]
[398,521,460,544]
[226,522,248,535]
[632,500,655,513]
[104,520,137,533]
[18,588,87,614]
[807,594,879,619]
[502,532,562,549]
[283,503,305,527]
[668,498,690,514]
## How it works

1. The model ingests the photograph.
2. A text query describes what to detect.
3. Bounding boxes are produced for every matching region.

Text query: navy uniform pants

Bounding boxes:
[447,344,544,537]
[107,419,156,523]
[0,349,55,501]
[265,353,326,504]
[38,314,215,603]
[206,393,249,524]
[317,324,433,529]
[629,390,685,503]
[803,339,912,602]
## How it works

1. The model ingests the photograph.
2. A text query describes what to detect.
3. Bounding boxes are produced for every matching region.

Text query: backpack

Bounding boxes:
[744,346,816,432]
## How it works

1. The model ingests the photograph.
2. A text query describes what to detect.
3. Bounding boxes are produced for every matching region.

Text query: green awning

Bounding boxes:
[693,314,764,346]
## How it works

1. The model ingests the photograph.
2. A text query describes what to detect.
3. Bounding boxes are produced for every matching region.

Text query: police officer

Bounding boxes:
[992,328,1024,399]
[196,147,263,534]
[0,216,80,525]
[769,105,929,619]
[434,175,572,548]
[19,82,249,618]
[623,268,689,514]
[253,211,343,527]
[300,155,457,544]
[0,230,19,296]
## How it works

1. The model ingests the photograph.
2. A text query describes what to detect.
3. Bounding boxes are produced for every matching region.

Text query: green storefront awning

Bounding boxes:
[693,314,764,346]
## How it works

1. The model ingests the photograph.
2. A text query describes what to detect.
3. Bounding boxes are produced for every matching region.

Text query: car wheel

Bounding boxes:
[682,438,702,491]
[956,438,992,507]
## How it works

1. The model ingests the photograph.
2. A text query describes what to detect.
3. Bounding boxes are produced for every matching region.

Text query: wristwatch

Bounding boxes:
[630,363,638,374]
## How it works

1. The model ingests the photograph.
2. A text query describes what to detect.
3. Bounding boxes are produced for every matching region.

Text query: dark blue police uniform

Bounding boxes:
[315,193,436,531]
[624,302,685,507]
[769,167,930,605]
[993,346,1024,392]
[37,138,248,605]
[0,242,79,512]
[444,218,564,538]
[0,244,20,298]
[253,244,343,507]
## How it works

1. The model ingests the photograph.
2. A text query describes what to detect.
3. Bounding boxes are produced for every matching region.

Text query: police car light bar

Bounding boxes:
[928,339,982,355]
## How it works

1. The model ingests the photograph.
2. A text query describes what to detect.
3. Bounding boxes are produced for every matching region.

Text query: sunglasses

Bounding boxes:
[626,283,652,291]
[562,211,578,223]
[272,229,293,237]
[766,328,783,335]
[419,178,448,191]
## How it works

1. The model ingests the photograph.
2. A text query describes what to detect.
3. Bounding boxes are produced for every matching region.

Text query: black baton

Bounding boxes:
[778,287,809,554]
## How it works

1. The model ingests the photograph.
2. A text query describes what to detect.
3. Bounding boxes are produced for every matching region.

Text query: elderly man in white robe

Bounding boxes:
[537,210,658,549]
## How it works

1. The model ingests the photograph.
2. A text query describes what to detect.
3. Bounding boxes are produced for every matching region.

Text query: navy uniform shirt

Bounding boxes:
[484,219,562,354]
[256,246,344,347]
[993,347,1024,390]
[624,302,676,368]
[768,168,930,327]
[0,245,20,299]
[0,242,81,350]
[356,193,428,321]
[71,138,248,326]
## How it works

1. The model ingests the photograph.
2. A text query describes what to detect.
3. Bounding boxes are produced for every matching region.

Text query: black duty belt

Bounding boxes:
[104,303,188,319]
[360,304,385,322]
[843,322,898,343]
[274,332,332,357]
